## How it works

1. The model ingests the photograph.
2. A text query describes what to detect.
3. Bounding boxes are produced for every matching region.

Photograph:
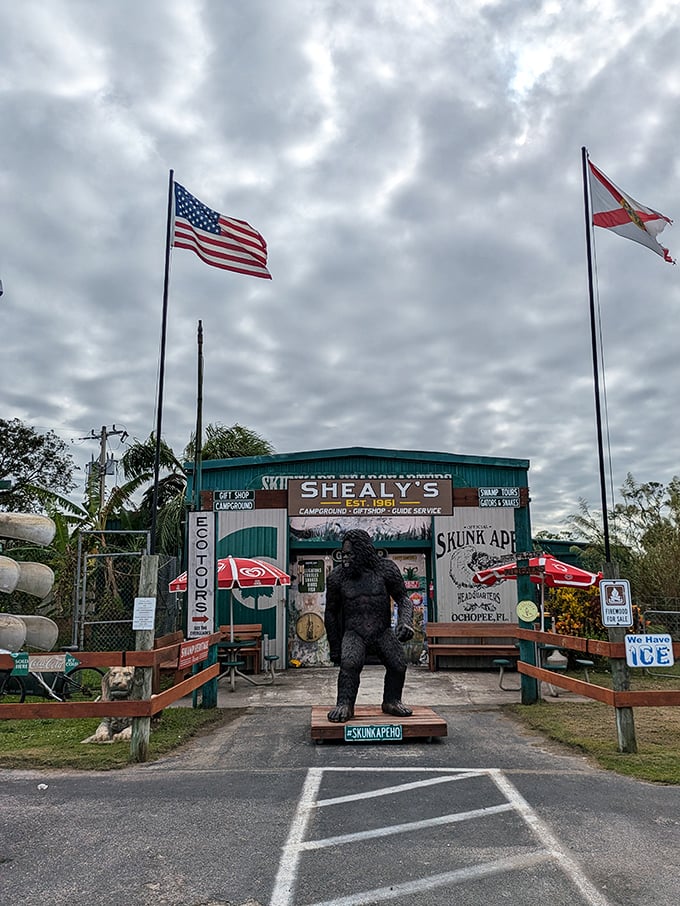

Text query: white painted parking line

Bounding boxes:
[298,801,515,850]
[315,770,482,807]
[491,770,614,906]
[300,852,556,906]
[270,768,324,906]
[270,767,615,906]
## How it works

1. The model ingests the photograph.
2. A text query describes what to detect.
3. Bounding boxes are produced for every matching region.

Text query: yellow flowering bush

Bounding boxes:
[548,586,643,639]
[548,587,606,640]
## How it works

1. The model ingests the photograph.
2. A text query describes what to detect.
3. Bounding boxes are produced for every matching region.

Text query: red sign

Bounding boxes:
[178,638,210,670]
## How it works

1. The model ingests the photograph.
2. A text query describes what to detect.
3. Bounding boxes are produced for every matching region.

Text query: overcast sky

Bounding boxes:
[1,0,678,535]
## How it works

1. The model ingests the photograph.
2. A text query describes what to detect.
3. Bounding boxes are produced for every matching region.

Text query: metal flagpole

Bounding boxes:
[582,146,637,754]
[150,169,175,555]
[192,320,204,512]
[581,146,612,564]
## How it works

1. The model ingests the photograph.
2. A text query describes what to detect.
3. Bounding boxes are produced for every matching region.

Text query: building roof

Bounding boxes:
[193,445,530,474]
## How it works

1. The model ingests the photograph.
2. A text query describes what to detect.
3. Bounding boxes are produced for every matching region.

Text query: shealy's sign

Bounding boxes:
[287,478,453,517]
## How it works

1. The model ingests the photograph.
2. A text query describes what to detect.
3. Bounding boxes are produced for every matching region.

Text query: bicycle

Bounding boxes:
[0,646,105,703]
[0,668,26,703]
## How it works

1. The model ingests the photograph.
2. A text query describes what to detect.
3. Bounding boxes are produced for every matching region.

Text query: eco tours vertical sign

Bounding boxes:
[187,511,215,638]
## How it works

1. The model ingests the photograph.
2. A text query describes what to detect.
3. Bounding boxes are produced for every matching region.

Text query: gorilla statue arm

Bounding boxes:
[324,569,343,664]
[382,559,415,642]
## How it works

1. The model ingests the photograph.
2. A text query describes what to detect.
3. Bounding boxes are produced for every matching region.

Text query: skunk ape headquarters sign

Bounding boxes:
[435,509,517,622]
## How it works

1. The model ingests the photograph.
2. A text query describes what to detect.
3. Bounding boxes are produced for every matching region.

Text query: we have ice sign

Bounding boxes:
[624,634,675,669]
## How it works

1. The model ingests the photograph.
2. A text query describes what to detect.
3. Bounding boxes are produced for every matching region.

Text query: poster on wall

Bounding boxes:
[391,553,428,665]
[289,556,334,667]
[434,509,517,622]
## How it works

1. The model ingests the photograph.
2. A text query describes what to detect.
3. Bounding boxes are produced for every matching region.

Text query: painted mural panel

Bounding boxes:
[434,509,517,622]
[289,552,430,667]
[289,514,431,543]
[289,555,334,667]
[391,553,428,664]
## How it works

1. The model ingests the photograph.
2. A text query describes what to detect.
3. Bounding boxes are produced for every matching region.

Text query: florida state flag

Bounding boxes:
[589,159,674,264]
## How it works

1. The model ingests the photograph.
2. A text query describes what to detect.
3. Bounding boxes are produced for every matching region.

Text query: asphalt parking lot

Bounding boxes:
[1,666,679,906]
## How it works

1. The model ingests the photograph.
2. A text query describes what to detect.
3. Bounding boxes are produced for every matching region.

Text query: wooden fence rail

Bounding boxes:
[4,629,680,720]
[0,632,222,721]
[517,628,680,707]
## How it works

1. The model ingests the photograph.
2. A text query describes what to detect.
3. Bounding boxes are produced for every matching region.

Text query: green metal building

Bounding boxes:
[187,446,532,668]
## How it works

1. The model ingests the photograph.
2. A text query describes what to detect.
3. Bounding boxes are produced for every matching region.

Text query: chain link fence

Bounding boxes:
[73,530,180,651]
[643,609,680,639]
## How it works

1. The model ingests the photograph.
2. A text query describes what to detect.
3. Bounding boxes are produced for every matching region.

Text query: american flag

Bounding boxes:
[173,183,271,279]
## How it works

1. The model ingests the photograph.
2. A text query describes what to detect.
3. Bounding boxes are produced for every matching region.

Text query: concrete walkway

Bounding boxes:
[182,663,586,709]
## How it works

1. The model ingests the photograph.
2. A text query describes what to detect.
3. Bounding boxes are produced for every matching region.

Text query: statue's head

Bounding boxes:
[341,529,380,576]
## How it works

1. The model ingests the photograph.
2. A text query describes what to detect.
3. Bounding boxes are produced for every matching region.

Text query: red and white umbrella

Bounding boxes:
[472,554,602,626]
[169,556,291,642]
[169,556,291,593]
[472,554,602,590]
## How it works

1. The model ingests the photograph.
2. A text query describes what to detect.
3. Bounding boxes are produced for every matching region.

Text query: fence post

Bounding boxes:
[604,560,637,754]
[198,643,218,709]
[130,554,159,763]
[517,555,539,704]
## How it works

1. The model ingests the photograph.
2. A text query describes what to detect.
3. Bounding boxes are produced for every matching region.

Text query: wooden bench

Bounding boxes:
[219,624,263,674]
[152,630,191,693]
[427,622,520,671]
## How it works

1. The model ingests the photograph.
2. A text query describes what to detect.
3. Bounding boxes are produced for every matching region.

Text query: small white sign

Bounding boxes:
[625,634,675,669]
[214,489,255,511]
[478,487,521,508]
[133,596,157,631]
[600,579,633,627]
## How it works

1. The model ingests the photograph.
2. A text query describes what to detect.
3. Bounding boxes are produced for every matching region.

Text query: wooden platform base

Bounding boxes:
[311,705,447,743]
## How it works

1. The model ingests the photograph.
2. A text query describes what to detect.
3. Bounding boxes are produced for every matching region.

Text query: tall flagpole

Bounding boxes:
[582,147,637,754]
[192,320,204,512]
[150,168,175,554]
[581,146,612,564]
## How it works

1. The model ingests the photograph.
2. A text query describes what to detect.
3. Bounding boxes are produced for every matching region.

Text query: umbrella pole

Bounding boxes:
[230,590,234,642]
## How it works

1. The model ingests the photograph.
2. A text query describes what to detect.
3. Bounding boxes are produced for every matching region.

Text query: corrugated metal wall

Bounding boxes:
[216,509,288,660]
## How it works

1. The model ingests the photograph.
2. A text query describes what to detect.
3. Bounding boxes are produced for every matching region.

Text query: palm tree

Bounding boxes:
[183,422,274,461]
[121,423,275,556]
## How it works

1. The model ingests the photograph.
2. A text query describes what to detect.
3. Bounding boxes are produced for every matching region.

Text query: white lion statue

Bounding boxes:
[81,666,136,744]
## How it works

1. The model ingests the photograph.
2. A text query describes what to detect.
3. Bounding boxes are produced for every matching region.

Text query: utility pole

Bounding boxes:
[77,425,128,509]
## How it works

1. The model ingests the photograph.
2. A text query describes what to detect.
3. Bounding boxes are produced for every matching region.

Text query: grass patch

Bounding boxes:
[0,707,243,770]
[506,667,680,785]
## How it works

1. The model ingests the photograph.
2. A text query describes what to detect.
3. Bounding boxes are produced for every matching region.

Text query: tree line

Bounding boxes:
[2,417,679,625]
[0,417,273,620]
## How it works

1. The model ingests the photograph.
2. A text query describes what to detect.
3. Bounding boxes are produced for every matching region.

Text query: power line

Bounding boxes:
[76,425,128,508]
